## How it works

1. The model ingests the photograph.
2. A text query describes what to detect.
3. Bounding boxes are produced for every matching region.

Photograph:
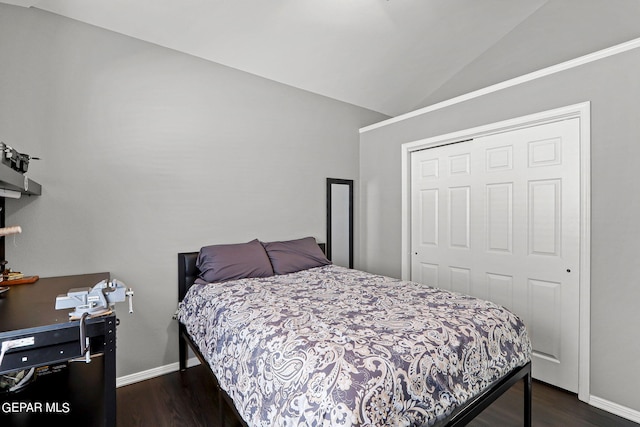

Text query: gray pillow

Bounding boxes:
[196,239,274,283]
[262,237,331,275]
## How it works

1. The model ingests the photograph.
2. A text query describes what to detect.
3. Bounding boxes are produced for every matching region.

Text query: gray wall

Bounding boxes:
[360,47,640,411]
[0,5,387,377]
[413,0,640,110]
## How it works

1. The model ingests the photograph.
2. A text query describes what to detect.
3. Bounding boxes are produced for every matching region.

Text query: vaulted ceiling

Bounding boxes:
[3,0,640,116]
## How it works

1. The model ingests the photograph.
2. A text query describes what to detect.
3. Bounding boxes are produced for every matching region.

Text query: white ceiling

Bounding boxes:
[3,0,640,117]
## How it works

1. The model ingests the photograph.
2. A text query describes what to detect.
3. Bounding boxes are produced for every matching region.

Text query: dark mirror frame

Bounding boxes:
[326,178,353,268]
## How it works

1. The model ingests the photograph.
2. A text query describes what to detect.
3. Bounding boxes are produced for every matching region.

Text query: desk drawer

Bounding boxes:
[0,321,108,374]
[1,341,83,372]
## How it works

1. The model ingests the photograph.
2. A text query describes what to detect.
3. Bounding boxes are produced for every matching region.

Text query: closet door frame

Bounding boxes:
[400,102,591,403]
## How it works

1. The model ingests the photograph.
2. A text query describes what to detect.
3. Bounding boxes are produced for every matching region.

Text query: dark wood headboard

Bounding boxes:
[178,243,325,302]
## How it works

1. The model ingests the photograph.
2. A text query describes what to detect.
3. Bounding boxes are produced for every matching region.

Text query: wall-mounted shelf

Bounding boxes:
[0,161,42,268]
[0,161,41,196]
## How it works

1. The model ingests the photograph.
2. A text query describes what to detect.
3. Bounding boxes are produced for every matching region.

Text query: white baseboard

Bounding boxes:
[116,357,201,388]
[590,395,640,424]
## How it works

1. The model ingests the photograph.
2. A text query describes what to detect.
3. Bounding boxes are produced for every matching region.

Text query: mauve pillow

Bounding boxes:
[262,237,331,275]
[195,239,274,283]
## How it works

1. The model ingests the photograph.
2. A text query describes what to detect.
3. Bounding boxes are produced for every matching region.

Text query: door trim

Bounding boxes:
[400,102,591,402]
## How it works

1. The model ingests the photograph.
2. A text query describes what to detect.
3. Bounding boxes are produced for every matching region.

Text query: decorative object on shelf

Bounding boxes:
[0,142,40,174]
[0,144,42,196]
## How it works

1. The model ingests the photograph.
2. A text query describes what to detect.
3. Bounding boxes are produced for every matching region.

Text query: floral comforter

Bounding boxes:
[177,265,531,426]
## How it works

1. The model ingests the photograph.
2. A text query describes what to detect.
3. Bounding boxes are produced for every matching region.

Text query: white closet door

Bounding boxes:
[410,118,580,392]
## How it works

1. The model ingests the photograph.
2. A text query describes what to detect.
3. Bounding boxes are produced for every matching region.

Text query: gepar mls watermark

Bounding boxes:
[2,401,71,414]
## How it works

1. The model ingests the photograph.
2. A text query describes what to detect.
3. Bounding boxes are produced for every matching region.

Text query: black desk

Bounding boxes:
[0,273,116,427]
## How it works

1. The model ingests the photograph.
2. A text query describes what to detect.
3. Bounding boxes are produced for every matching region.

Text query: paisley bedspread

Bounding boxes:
[177,265,531,426]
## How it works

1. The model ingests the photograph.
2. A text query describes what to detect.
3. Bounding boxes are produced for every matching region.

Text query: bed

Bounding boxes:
[176,237,532,426]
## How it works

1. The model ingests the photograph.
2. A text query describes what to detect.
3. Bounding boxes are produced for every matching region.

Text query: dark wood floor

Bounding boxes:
[117,364,639,427]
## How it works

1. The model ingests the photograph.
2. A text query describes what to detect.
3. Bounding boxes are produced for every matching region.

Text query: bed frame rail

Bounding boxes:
[442,362,531,427]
